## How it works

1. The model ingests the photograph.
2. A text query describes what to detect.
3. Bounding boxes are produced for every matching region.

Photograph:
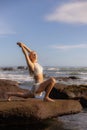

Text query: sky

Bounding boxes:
[1,0,87,67]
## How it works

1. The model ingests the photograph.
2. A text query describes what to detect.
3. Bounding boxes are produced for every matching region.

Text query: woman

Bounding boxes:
[7,42,56,102]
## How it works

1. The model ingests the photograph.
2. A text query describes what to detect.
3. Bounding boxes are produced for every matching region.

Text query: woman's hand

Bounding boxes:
[17,42,32,53]
[17,42,24,47]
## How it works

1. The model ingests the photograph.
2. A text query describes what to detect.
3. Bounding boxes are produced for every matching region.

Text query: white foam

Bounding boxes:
[0,72,33,83]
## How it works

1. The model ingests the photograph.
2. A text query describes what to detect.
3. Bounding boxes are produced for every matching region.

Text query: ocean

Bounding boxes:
[0,66,87,130]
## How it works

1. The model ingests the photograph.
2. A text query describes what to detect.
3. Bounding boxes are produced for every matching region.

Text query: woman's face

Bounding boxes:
[29,51,38,62]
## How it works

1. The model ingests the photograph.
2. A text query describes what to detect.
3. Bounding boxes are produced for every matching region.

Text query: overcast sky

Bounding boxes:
[1,0,87,67]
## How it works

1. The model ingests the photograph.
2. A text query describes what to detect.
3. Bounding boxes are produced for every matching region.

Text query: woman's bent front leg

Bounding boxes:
[36,77,56,102]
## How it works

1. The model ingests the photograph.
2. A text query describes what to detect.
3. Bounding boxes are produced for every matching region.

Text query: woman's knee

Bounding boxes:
[49,77,56,84]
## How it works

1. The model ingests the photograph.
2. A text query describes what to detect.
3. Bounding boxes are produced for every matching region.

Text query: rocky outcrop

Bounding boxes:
[0,79,33,99]
[17,66,25,70]
[0,79,82,124]
[50,83,87,107]
[0,99,82,121]
[0,67,14,71]
[1,79,87,108]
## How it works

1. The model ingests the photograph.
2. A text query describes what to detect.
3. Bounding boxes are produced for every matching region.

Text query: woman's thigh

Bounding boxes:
[36,78,54,93]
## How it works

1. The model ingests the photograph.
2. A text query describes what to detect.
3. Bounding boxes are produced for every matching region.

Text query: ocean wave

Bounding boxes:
[0,73,33,83]
[45,67,59,71]
[1,66,87,85]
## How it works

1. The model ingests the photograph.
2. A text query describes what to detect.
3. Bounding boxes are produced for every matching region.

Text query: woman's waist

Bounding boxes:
[34,74,44,83]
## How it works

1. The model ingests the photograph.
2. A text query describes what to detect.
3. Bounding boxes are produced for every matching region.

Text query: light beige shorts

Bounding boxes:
[31,83,45,99]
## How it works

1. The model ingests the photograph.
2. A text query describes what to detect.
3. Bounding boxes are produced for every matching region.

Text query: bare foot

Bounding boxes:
[7,97,12,101]
[44,97,55,102]
[4,93,11,101]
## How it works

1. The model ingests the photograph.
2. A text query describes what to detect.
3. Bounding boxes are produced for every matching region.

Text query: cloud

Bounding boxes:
[52,44,87,50]
[45,1,87,24]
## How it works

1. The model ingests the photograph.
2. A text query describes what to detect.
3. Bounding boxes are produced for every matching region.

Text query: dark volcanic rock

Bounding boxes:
[50,83,87,108]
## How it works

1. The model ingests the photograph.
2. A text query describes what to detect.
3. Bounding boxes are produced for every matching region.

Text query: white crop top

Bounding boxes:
[34,62,43,76]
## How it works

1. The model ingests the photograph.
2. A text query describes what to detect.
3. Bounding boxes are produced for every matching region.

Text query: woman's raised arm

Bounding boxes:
[17,42,34,71]
[17,42,32,53]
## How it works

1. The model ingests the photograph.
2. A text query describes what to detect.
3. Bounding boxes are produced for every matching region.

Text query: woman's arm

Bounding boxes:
[17,43,34,71]
[17,42,32,53]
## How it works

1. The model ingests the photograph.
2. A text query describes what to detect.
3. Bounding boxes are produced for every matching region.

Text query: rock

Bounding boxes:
[17,66,25,70]
[0,118,64,129]
[0,79,33,99]
[55,76,79,82]
[1,79,87,108]
[0,99,82,122]
[69,76,79,79]
[1,67,14,71]
[0,79,83,125]
[50,83,87,108]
